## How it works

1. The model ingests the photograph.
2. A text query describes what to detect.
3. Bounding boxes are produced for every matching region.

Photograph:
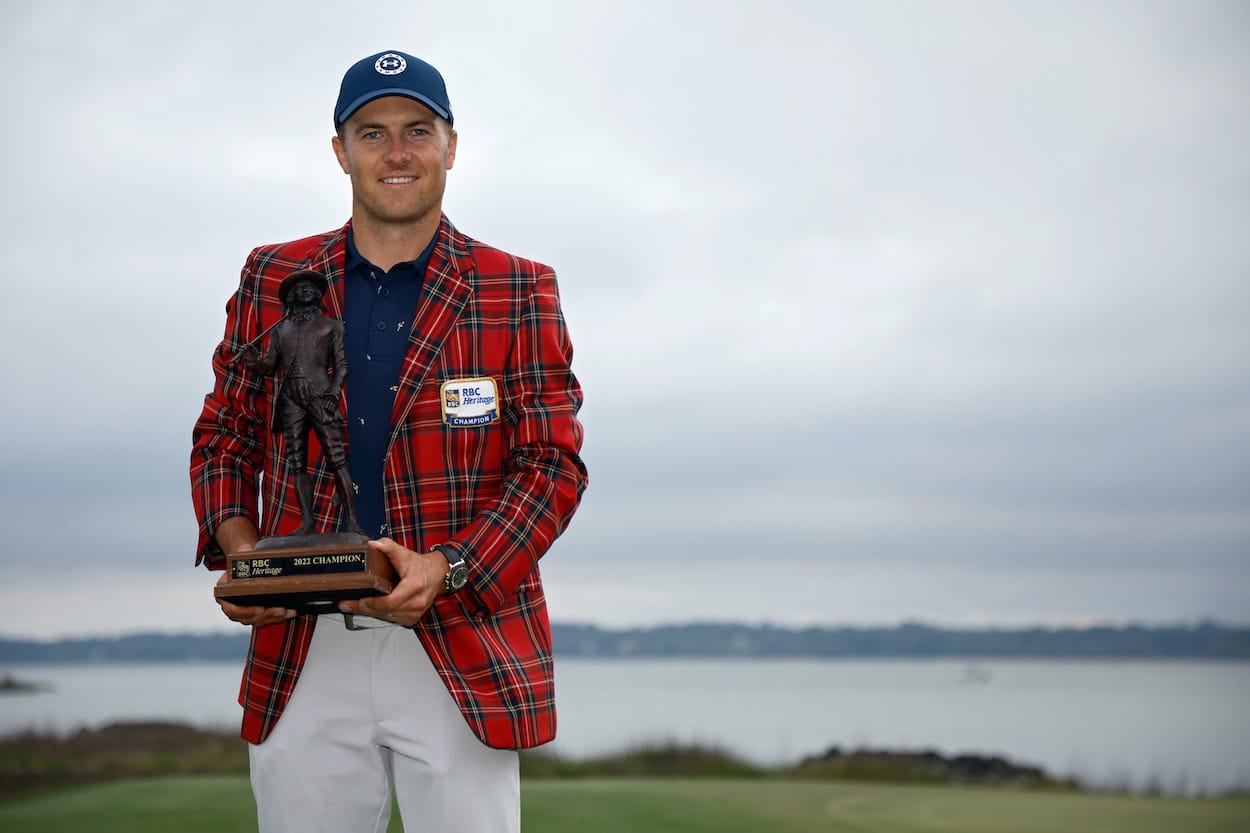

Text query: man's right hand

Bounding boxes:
[216,571,297,627]
[213,517,297,627]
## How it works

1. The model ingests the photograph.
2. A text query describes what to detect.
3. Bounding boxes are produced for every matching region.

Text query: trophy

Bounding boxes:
[213,270,396,613]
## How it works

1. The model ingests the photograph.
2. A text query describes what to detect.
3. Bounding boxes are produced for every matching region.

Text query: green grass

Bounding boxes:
[525,780,1250,833]
[0,775,1247,833]
[0,776,257,833]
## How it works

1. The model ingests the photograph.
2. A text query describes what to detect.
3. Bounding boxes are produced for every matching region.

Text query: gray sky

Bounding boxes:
[1,0,1246,638]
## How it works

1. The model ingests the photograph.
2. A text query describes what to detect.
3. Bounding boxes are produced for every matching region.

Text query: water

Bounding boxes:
[549,659,1250,795]
[1,662,245,736]
[2,658,1247,795]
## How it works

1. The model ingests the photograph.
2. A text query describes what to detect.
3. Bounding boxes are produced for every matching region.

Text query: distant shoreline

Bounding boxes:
[2,621,1248,663]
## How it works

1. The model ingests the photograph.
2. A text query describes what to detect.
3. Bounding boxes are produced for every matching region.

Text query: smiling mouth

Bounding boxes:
[381,176,417,185]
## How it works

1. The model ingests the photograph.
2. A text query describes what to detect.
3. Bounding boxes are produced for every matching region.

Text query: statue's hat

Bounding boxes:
[278,270,330,306]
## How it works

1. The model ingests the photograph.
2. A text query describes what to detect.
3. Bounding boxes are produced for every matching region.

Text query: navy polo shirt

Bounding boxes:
[342,229,436,538]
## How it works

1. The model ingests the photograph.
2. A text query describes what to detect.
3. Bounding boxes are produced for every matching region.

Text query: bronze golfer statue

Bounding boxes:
[216,269,394,612]
[237,269,364,539]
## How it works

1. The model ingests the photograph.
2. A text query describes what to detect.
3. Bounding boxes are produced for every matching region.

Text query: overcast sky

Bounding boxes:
[1,0,1246,639]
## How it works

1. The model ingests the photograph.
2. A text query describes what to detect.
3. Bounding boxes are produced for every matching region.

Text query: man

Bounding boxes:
[191,50,587,833]
[236,270,362,537]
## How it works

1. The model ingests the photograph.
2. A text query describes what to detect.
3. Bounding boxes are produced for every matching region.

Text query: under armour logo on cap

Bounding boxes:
[374,53,407,75]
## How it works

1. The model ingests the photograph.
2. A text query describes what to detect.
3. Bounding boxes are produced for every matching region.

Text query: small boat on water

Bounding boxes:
[959,665,992,684]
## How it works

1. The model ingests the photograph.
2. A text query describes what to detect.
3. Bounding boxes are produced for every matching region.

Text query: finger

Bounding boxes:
[219,598,294,625]
[341,592,418,620]
[241,610,295,627]
[366,537,420,581]
[345,597,375,614]
[340,595,389,617]
[367,537,400,556]
[218,599,263,618]
[217,594,265,616]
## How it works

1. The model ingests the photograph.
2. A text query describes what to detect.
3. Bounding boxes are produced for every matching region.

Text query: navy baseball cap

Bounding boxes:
[334,50,453,128]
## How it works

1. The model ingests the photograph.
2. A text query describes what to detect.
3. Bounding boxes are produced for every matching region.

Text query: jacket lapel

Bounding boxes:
[389,218,474,437]
[304,222,350,319]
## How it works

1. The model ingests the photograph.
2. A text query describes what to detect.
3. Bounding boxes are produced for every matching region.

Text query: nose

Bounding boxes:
[384,134,411,164]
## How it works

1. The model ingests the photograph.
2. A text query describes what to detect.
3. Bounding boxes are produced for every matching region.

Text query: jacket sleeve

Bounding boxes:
[441,267,587,614]
[189,251,271,569]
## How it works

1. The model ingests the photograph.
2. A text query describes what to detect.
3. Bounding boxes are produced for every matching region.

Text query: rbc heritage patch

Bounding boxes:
[440,377,500,427]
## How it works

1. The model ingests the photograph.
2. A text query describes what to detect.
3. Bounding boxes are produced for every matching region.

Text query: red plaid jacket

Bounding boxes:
[190,217,587,748]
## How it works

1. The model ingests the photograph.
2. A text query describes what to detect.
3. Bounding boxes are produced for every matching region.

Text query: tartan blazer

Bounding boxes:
[190,216,587,748]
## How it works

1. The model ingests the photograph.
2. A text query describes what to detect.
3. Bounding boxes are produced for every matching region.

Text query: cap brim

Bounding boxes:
[335,89,452,126]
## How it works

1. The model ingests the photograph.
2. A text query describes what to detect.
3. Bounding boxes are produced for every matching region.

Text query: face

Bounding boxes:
[332,96,457,231]
[289,280,322,306]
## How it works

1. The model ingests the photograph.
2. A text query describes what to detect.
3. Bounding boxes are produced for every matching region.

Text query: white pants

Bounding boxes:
[249,615,520,833]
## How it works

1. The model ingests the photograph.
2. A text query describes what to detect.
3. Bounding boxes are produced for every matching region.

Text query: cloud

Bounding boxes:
[1,0,1247,637]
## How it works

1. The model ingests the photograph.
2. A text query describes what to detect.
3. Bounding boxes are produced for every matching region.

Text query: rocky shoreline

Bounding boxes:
[0,674,50,694]
[790,745,1075,789]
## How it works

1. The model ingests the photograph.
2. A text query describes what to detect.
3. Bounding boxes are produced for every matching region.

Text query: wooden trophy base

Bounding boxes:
[214,535,397,614]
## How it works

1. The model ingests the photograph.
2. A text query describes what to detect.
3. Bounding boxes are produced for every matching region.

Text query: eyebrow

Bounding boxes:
[356,118,436,131]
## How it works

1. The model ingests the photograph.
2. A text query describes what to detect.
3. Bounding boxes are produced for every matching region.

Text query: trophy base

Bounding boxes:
[214,536,396,614]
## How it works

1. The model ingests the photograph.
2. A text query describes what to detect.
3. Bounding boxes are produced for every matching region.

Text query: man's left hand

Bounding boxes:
[338,537,449,627]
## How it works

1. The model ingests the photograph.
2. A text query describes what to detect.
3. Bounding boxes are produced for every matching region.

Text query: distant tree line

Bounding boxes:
[2,621,1247,663]
[0,632,251,664]
[548,621,1250,659]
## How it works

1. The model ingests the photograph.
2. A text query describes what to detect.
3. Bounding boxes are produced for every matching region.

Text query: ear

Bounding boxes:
[331,134,350,174]
[445,129,458,171]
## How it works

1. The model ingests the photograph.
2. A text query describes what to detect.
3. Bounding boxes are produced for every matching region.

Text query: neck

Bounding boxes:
[351,213,440,272]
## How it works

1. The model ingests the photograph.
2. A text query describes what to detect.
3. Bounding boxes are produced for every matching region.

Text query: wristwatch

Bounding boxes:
[433,545,468,594]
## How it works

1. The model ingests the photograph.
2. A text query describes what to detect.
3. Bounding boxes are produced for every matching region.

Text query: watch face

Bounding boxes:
[447,564,468,591]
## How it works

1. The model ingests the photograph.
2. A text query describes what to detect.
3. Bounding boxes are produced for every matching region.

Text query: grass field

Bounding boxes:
[0,775,1247,833]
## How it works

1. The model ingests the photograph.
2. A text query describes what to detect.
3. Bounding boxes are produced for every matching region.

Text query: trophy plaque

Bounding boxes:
[211,269,396,613]
[215,534,397,613]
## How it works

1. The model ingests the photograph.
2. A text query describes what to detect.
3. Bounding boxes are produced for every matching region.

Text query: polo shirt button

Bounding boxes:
[381,288,391,297]
[376,321,386,331]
